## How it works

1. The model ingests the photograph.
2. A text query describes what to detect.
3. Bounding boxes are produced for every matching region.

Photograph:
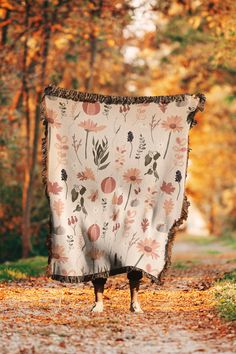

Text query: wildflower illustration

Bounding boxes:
[71,101,81,120]
[102,103,112,119]
[61,169,68,199]
[77,167,95,181]
[141,218,150,232]
[92,136,110,170]
[149,114,161,143]
[47,181,63,195]
[144,186,158,210]
[52,199,64,217]
[119,104,130,121]
[144,150,160,181]
[68,215,78,236]
[59,101,67,117]
[112,222,120,237]
[110,208,119,221]
[125,232,140,263]
[112,192,123,205]
[115,145,127,169]
[51,244,68,263]
[134,238,160,267]
[101,222,109,238]
[168,136,187,173]
[71,184,87,217]
[175,170,182,200]
[78,119,106,159]
[161,116,183,159]
[127,131,134,157]
[55,134,69,169]
[135,134,146,159]
[101,197,107,211]
[135,103,149,123]
[72,134,82,164]
[158,102,168,113]
[123,168,142,210]
[88,189,99,202]
[124,210,136,236]
[163,198,174,215]
[160,180,176,195]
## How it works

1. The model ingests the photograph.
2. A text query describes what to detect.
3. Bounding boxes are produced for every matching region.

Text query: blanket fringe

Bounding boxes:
[40,85,205,285]
[187,93,206,128]
[40,94,54,278]
[43,83,206,108]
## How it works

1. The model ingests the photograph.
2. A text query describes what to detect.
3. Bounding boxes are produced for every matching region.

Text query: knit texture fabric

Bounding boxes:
[41,84,206,284]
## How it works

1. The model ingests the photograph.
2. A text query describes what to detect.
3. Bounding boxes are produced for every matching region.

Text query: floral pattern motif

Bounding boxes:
[43,92,202,282]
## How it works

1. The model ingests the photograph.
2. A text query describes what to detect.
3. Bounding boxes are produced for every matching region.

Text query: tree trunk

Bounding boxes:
[22,0,50,258]
[85,0,103,90]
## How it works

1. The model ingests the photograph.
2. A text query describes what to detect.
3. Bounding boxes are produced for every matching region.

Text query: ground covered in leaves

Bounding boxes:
[1,234,236,354]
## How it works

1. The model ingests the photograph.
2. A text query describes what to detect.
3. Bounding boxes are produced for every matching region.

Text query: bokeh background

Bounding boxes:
[0,0,236,263]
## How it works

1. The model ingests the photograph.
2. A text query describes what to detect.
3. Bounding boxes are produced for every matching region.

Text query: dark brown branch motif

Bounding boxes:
[135,134,146,159]
[72,134,82,164]
[149,114,161,143]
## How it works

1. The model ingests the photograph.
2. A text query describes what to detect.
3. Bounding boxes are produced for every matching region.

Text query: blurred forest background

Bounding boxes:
[0,0,236,262]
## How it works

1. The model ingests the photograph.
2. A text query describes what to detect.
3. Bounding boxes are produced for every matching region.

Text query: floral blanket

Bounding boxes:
[41,85,205,284]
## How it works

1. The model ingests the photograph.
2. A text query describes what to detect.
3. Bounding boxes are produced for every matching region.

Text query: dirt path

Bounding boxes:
[1,235,236,354]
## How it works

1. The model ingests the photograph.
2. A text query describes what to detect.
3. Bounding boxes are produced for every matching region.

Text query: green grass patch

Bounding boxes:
[183,235,218,245]
[0,256,47,281]
[213,269,236,321]
[220,234,236,249]
[206,250,222,255]
[180,233,236,250]
[172,259,199,269]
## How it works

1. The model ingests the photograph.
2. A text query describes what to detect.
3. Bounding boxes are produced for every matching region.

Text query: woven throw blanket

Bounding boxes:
[41,84,205,284]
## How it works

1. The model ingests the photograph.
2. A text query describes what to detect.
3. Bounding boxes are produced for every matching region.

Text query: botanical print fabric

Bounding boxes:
[41,85,205,284]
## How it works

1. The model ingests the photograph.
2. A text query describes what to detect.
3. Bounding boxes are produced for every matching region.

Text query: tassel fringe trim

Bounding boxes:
[42,83,205,111]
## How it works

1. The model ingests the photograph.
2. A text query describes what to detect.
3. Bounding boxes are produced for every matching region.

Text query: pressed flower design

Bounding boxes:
[52,244,68,263]
[123,168,142,210]
[134,238,160,267]
[61,169,68,199]
[47,181,63,195]
[175,170,182,200]
[78,119,106,159]
[161,116,183,159]
[127,131,134,157]
[160,181,176,195]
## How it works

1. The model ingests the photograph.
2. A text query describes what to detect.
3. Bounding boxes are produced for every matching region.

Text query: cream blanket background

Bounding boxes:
[41,85,205,284]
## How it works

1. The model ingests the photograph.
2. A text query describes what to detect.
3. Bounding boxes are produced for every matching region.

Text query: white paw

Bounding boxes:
[130,301,144,313]
[91,301,104,312]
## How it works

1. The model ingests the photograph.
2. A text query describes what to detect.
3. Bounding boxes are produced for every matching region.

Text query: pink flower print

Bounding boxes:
[68,215,78,235]
[88,189,99,202]
[135,238,160,267]
[78,119,106,159]
[52,244,68,263]
[123,168,142,210]
[163,198,174,215]
[161,116,183,159]
[160,181,175,195]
